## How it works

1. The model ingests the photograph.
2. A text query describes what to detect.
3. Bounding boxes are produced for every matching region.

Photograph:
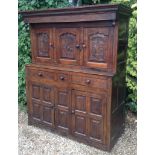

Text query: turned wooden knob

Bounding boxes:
[60,76,65,80]
[85,79,91,84]
[38,72,43,76]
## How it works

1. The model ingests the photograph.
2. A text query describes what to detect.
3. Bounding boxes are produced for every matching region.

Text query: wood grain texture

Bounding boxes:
[23,4,131,152]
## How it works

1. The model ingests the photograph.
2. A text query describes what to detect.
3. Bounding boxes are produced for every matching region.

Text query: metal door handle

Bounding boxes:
[71,110,75,114]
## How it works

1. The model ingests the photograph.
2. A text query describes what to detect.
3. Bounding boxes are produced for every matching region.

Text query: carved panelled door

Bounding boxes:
[84,28,112,70]
[31,28,54,64]
[55,87,71,134]
[88,93,106,144]
[71,90,88,139]
[29,82,55,128]
[72,90,106,144]
[55,28,82,65]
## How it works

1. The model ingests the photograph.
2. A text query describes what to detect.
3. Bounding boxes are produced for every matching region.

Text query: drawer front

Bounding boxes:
[28,68,56,81]
[71,74,107,89]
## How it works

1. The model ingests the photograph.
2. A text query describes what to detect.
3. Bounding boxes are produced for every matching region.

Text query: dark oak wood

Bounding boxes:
[22,4,131,152]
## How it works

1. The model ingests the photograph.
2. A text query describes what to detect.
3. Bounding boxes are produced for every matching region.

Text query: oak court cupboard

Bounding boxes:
[20,4,131,151]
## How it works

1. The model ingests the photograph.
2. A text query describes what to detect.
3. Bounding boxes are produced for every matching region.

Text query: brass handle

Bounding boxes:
[85,79,91,84]
[60,76,65,80]
[38,72,43,77]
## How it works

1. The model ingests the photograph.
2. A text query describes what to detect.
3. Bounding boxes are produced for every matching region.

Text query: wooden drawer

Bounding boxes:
[71,74,108,89]
[28,68,56,81]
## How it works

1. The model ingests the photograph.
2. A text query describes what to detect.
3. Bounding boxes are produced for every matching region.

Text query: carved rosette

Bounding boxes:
[60,33,76,59]
[37,32,49,57]
[89,33,107,62]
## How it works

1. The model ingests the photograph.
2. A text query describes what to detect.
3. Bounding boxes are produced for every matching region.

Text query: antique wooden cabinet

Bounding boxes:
[20,4,131,151]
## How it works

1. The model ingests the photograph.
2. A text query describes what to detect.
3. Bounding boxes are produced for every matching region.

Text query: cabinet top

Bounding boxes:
[20,4,131,24]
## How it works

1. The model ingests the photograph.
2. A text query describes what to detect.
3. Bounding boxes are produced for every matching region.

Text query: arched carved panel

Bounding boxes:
[59,33,76,59]
[88,33,108,62]
[36,32,49,57]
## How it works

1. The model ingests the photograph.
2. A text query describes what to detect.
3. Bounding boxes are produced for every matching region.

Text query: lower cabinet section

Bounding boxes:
[27,80,108,150]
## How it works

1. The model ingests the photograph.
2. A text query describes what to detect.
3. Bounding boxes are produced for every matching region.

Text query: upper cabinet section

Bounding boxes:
[20,4,131,73]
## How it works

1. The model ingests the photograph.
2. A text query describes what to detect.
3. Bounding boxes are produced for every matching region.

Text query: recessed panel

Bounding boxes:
[43,87,51,102]
[36,32,49,57]
[32,84,40,99]
[57,110,69,129]
[59,33,76,59]
[88,33,108,62]
[32,102,41,119]
[43,106,52,123]
[58,91,68,107]
[75,95,86,111]
[90,97,102,115]
[75,115,86,134]
[89,118,102,141]
[42,86,54,104]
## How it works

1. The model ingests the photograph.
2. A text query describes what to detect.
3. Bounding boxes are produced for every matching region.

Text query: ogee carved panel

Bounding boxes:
[59,33,76,59]
[89,33,107,62]
[36,32,49,57]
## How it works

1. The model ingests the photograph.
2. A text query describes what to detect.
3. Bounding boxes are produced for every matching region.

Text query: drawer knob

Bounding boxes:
[60,76,65,80]
[38,72,43,76]
[85,79,91,84]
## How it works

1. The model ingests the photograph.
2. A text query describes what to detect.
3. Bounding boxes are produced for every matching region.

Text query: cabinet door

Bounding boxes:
[55,28,82,65]
[55,87,71,134]
[84,27,112,70]
[88,93,105,144]
[31,28,54,64]
[72,90,106,144]
[28,82,55,128]
[71,90,88,139]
